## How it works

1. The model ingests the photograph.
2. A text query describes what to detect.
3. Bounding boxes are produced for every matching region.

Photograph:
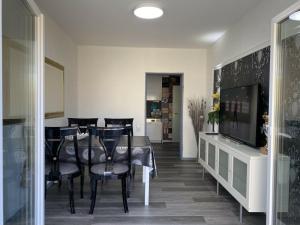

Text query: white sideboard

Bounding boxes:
[198,132,268,218]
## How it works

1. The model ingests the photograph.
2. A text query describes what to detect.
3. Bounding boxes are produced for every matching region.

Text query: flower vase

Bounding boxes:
[206,123,218,135]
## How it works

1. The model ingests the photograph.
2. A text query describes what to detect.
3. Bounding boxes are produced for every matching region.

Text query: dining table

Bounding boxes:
[60,134,157,206]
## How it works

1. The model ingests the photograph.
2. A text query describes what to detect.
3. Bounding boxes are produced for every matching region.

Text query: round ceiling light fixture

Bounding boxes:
[289,11,300,21]
[134,6,163,19]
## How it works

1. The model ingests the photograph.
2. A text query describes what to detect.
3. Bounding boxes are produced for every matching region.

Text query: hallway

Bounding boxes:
[45,143,265,225]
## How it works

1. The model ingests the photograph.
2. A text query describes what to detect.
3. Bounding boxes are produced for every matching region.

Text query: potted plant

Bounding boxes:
[208,92,220,133]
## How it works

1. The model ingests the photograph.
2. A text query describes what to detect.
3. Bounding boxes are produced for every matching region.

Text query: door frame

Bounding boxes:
[144,73,184,158]
[268,1,300,225]
[0,0,44,224]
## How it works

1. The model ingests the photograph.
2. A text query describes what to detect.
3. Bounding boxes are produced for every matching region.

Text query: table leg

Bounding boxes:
[239,204,243,223]
[142,166,146,183]
[143,166,150,206]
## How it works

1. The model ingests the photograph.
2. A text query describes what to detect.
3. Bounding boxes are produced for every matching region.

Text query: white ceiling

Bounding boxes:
[35,0,262,48]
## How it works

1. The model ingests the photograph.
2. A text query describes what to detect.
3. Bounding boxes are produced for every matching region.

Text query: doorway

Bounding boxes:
[145,73,183,154]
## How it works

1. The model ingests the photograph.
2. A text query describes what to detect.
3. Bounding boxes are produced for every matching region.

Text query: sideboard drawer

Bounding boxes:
[219,149,229,181]
[233,157,247,198]
[208,143,216,170]
[200,138,206,161]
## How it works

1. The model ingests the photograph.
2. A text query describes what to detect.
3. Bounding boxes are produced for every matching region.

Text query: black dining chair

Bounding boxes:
[68,118,98,133]
[104,118,134,136]
[88,127,131,214]
[45,127,84,214]
[104,118,135,179]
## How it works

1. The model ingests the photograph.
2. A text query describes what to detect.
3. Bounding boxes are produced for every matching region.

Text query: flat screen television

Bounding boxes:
[219,84,262,147]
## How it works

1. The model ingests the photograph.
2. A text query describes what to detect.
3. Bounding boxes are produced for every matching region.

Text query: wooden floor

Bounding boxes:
[45,143,266,225]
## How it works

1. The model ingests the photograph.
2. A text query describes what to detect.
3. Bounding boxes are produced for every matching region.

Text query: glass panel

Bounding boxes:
[3,0,36,224]
[232,158,247,198]
[219,149,229,181]
[200,138,206,161]
[208,143,215,169]
[276,14,300,225]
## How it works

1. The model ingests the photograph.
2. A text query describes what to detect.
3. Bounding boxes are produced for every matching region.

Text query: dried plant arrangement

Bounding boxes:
[188,98,207,146]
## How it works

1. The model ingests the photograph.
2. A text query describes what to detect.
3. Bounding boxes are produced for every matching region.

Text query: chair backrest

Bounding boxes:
[45,127,81,180]
[68,118,98,133]
[60,127,81,168]
[88,127,131,172]
[45,127,61,159]
[104,118,134,135]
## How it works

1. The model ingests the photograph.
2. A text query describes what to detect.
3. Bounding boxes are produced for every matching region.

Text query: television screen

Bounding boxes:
[219,84,261,147]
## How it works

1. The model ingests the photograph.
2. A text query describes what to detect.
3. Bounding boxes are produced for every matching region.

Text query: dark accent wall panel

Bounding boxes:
[213,69,221,93]
[220,46,270,112]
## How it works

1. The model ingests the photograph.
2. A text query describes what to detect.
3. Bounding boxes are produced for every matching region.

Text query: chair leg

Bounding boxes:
[89,177,98,214]
[80,172,84,199]
[127,174,131,198]
[58,179,62,189]
[101,178,104,188]
[132,165,136,180]
[121,176,129,213]
[89,177,93,200]
[131,164,135,180]
[68,177,75,214]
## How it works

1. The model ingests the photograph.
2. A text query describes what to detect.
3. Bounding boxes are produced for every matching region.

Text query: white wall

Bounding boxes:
[44,15,78,126]
[78,46,207,158]
[209,0,298,67]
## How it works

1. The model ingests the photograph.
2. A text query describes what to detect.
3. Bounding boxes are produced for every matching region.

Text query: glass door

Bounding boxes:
[2,0,41,224]
[271,6,300,225]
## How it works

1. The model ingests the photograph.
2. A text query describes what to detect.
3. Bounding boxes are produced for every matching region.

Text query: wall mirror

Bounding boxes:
[45,57,64,119]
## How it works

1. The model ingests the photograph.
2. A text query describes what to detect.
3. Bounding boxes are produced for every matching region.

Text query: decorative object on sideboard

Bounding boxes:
[260,112,269,155]
[208,92,220,133]
[188,98,206,146]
